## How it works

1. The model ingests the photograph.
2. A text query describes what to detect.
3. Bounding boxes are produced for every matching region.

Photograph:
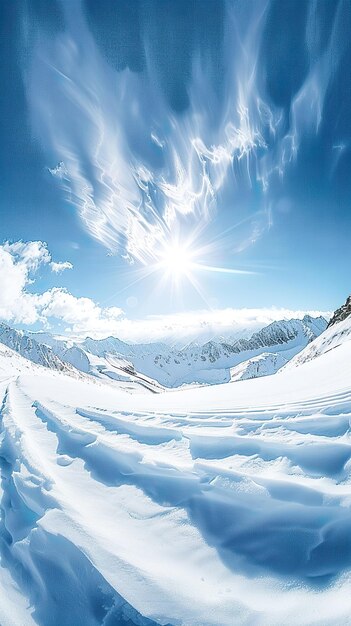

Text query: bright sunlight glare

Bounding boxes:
[159,243,194,277]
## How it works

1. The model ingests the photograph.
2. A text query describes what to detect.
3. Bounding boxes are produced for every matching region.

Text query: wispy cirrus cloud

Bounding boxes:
[22,1,349,266]
[17,3,253,263]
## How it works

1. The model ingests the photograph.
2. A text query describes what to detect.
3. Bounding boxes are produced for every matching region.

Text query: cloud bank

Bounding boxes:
[82,307,330,345]
[0,240,328,343]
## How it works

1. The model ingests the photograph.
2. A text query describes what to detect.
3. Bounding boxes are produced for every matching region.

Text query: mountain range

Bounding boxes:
[0,314,327,388]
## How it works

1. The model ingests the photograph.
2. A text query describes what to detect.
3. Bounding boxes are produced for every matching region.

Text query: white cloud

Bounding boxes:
[0,246,40,324]
[0,241,76,326]
[3,240,51,271]
[3,240,72,276]
[40,288,124,334]
[50,261,73,273]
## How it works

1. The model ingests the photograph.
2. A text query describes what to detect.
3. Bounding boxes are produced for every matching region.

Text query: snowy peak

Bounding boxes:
[82,335,132,358]
[248,315,327,348]
[202,315,326,356]
[25,330,72,358]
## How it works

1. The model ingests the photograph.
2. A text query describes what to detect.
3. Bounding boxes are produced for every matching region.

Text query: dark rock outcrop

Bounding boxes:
[327,296,351,328]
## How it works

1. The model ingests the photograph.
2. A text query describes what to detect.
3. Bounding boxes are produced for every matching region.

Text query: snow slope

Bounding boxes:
[1,312,351,625]
[229,351,288,381]
[282,312,351,370]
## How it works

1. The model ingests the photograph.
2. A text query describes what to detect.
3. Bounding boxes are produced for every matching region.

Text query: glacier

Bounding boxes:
[0,311,351,625]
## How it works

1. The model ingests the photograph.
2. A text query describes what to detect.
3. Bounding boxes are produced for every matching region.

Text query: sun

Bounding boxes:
[131,232,254,304]
[158,242,194,279]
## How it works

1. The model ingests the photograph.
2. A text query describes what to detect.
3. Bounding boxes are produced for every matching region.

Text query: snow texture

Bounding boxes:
[0,313,351,625]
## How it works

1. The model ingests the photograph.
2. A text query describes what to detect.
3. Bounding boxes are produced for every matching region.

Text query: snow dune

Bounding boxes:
[1,317,351,625]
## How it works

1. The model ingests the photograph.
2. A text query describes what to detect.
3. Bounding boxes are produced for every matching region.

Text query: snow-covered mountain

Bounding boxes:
[0,323,72,373]
[0,341,43,378]
[149,315,327,386]
[22,315,327,387]
[24,330,164,393]
[24,330,73,357]
[74,315,327,386]
[0,301,350,625]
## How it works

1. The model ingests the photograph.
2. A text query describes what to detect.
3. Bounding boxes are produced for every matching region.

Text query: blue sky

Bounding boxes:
[1,0,350,340]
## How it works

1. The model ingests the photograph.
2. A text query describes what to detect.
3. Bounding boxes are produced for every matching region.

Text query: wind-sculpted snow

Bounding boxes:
[1,317,351,625]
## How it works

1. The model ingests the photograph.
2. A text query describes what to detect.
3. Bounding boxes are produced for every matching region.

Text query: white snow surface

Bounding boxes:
[282,313,351,370]
[1,315,351,625]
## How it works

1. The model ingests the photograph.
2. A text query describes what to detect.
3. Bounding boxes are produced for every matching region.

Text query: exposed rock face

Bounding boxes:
[327,296,351,328]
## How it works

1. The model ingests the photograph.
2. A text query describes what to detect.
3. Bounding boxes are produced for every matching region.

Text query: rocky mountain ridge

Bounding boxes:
[0,323,73,373]
[327,295,351,328]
